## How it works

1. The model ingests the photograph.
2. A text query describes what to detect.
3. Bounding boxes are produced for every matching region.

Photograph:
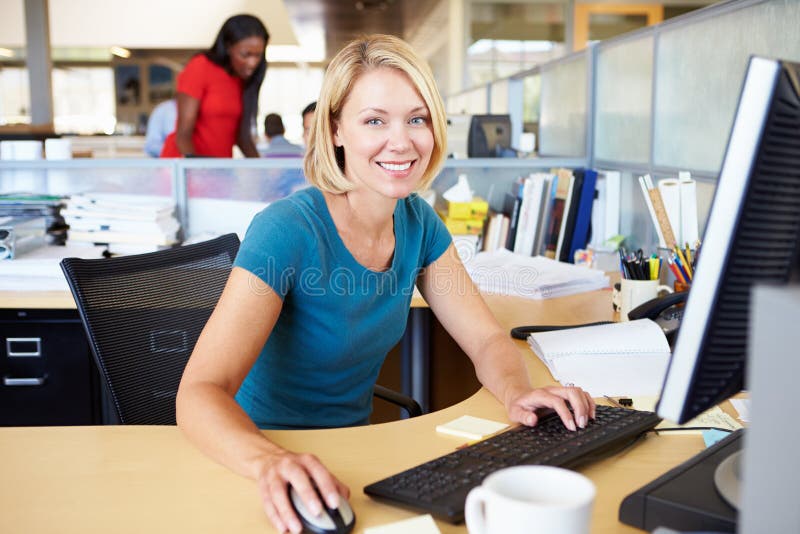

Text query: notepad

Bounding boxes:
[435,415,509,440]
[364,514,441,534]
[629,396,743,434]
[528,319,671,397]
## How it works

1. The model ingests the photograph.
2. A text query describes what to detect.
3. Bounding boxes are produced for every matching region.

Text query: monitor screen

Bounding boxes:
[657,56,800,425]
[467,114,512,158]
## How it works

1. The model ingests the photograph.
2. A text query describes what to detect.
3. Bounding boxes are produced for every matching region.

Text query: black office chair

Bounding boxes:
[60,233,420,425]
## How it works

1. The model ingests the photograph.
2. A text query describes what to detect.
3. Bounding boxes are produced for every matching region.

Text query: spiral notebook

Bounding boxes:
[527,319,671,397]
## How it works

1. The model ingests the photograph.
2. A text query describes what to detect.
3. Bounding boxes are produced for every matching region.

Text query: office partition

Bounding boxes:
[653,0,800,173]
[537,51,590,158]
[1,158,591,242]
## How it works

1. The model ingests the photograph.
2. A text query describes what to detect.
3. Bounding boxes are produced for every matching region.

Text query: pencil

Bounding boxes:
[674,246,693,280]
[668,257,687,285]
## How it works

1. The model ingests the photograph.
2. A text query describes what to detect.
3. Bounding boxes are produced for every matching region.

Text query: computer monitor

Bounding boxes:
[624,56,800,530]
[467,114,512,157]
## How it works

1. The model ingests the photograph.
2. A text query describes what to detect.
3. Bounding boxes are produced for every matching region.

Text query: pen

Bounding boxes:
[674,245,693,280]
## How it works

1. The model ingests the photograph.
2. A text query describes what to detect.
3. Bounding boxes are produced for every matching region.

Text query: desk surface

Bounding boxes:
[0,289,429,309]
[0,289,713,533]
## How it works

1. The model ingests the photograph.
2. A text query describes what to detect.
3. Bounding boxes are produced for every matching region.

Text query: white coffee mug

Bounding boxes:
[464,466,595,534]
[619,278,673,321]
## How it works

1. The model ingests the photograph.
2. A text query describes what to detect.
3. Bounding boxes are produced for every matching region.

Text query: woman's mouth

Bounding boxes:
[378,161,413,171]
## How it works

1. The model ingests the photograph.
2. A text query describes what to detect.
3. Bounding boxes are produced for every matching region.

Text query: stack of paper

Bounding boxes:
[63,193,180,254]
[465,248,609,299]
[0,242,106,291]
[527,319,671,396]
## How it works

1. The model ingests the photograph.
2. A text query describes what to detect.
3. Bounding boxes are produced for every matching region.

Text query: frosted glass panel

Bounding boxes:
[539,56,587,157]
[466,87,488,114]
[522,74,541,123]
[185,167,308,237]
[595,36,653,163]
[654,0,800,172]
[489,79,509,113]
[446,88,488,114]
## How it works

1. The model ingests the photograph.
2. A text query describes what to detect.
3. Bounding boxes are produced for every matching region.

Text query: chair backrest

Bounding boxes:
[60,233,240,425]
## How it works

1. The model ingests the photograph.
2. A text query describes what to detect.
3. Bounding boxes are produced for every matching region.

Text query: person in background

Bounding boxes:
[160,14,269,158]
[301,101,316,147]
[176,34,594,534]
[260,113,304,157]
[144,99,177,157]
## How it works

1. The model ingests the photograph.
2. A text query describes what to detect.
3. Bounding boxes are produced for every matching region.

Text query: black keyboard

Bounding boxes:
[364,405,661,523]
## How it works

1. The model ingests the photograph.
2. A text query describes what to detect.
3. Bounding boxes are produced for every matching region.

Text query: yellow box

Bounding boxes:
[445,197,489,219]
[442,217,485,235]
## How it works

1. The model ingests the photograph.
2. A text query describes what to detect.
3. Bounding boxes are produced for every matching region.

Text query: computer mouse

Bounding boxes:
[288,483,355,534]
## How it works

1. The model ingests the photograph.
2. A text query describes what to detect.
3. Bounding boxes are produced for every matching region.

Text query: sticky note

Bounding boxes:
[435,415,509,440]
[703,429,730,448]
[364,514,441,534]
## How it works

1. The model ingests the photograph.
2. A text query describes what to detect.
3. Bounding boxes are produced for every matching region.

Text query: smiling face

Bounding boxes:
[227,36,266,80]
[333,67,434,200]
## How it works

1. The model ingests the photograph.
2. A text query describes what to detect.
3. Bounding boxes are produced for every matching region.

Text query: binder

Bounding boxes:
[567,169,598,262]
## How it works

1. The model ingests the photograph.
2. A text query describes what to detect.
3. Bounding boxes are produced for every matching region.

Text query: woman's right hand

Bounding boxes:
[255,449,350,533]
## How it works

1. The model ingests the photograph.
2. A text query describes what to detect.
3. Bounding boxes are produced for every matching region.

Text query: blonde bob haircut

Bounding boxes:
[304,34,447,193]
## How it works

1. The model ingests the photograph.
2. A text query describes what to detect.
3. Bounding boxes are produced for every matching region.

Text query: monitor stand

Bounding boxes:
[714,449,742,510]
[618,430,741,532]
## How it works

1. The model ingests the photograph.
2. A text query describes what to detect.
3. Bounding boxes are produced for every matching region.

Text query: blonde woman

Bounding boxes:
[176,34,595,533]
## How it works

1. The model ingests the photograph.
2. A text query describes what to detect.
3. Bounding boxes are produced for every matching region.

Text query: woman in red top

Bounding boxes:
[161,14,269,158]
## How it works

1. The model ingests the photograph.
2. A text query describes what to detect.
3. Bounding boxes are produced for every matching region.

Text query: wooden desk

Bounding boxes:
[0,288,713,533]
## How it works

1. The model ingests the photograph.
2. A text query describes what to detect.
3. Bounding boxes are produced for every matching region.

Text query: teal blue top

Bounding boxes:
[232,187,452,429]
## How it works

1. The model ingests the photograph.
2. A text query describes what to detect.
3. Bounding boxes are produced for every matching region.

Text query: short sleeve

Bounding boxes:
[233,201,306,299]
[176,55,208,101]
[416,196,453,267]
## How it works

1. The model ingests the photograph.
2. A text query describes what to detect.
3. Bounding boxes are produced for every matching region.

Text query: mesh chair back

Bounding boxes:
[60,234,240,425]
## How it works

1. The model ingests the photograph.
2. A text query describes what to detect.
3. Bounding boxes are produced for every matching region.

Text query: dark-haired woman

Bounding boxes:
[161,14,268,158]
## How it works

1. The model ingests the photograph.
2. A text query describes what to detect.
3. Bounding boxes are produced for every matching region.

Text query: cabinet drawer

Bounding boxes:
[1,310,100,426]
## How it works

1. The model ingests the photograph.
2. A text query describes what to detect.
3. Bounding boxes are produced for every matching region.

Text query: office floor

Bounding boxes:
[372,317,481,423]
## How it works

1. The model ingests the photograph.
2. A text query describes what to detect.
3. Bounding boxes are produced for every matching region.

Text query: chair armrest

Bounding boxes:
[373,384,422,418]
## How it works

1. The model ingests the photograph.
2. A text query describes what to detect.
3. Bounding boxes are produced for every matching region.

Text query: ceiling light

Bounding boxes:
[0,47,14,58]
[110,46,131,58]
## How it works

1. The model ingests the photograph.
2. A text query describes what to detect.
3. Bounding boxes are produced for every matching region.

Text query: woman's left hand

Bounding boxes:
[505,385,596,431]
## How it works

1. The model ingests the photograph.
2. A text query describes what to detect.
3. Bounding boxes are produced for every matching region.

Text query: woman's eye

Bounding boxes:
[367,118,383,126]
[410,117,426,125]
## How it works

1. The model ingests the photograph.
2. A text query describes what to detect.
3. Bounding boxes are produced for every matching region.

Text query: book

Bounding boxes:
[68,229,178,246]
[567,168,598,262]
[533,174,556,256]
[527,319,671,396]
[556,169,583,262]
[502,183,523,251]
[513,174,546,257]
[543,169,573,259]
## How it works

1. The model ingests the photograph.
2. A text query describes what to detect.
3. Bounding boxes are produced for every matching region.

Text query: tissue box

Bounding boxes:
[445,197,489,219]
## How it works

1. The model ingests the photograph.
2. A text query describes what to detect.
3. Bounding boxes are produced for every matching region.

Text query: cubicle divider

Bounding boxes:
[0,157,588,243]
[448,0,800,250]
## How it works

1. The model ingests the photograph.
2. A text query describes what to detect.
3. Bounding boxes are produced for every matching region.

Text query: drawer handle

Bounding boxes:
[6,337,42,357]
[3,376,46,387]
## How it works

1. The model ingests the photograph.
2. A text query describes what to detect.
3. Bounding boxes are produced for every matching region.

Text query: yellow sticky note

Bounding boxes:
[435,415,509,440]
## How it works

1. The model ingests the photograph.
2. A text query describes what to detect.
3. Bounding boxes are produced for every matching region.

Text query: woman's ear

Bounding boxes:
[333,121,343,148]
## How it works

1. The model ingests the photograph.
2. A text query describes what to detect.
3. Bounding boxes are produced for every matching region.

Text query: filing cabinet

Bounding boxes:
[0,308,102,425]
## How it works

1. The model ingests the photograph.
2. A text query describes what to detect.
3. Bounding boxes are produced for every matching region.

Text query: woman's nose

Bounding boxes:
[387,124,412,151]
